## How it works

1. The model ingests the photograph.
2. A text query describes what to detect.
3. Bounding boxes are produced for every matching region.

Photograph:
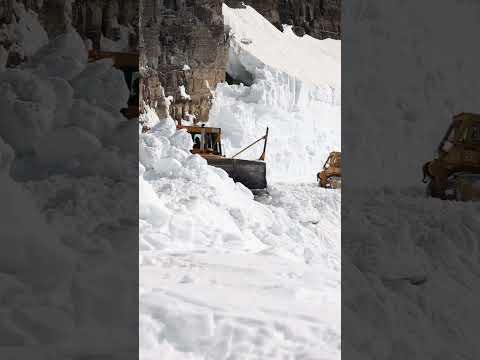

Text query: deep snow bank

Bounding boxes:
[344,189,480,359]
[209,5,341,182]
[223,4,340,92]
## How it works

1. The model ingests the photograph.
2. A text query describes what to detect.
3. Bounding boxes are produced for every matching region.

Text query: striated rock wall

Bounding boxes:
[225,0,341,39]
[140,0,228,123]
[71,0,139,51]
[139,0,168,118]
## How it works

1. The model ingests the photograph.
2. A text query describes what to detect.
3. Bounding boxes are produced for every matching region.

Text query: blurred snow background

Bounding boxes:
[342,1,480,358]
[0,1,137,357]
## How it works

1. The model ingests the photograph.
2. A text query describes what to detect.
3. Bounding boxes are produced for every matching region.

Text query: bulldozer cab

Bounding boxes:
[179,126,223,157]
[424,113,480,200]
[318,151,341,189]
[88,50,139,119]
[437,113,480,158]
[323,151,341,170]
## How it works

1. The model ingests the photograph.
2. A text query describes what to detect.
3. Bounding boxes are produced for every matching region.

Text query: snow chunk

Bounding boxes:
[34,126,102,166]
[26,31,88,80]
[71,58,129,114]
[49,77,74,128]
[104,120,139,154]
[169,129,194,152]
[68,99,121,141]
[151,118,177,138]
[0,69,56,153]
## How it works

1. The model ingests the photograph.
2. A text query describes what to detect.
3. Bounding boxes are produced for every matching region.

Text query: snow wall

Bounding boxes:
[209,4,341,183]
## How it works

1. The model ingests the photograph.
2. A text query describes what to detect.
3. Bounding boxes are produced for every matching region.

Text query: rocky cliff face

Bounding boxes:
[71,0,139,51]
[140,0,228,123]
[225,0,341,39]
[138,0,340,121]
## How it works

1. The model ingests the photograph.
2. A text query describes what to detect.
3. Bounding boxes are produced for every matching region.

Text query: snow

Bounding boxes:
[342,3,480,358]
[209,4,341,183]
[344,188,480,359]
[0,5,137,356]
[223,5,340,90]
[139,3,342,358]
[344,1,480,188]
[140,5,341,358]
[179,85,191,100]
[140,137,341,357]
[25,30,88,80]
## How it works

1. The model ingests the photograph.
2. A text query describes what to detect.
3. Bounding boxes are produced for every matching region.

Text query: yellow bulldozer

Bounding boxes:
[317,151,341,189]
[423,112,480,201]
[176,124,269,190]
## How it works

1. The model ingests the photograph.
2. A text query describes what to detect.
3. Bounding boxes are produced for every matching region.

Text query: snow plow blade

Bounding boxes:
[450,174,480,201]
[206,158,267,190]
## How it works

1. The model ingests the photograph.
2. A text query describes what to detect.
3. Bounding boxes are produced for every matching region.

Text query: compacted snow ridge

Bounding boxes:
[140,4,341,359]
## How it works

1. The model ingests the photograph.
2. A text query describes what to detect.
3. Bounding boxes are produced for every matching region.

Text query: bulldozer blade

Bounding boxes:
[451,174,480,201]
[327,176,342,189]
[206,158,267,190]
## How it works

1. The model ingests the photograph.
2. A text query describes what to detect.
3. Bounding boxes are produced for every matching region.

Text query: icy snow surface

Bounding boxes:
[140,4,341,359]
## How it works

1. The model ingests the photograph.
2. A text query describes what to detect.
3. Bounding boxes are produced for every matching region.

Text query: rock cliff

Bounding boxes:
[225,0,341,39]
[140,0,228,123]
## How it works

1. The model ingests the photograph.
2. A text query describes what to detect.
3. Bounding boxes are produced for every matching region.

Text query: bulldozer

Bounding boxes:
[423,112,480,201]
[88,49,139,119]
[317,151,341,189]
[177,123,269,191]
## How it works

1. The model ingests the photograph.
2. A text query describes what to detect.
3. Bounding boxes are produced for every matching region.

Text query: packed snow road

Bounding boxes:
[140,183,340,360]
